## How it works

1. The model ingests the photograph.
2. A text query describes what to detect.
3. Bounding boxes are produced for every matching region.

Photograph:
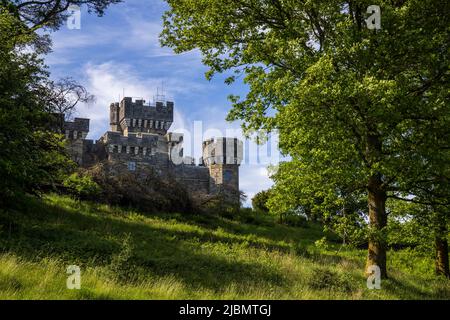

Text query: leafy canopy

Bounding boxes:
[161,0,450,207]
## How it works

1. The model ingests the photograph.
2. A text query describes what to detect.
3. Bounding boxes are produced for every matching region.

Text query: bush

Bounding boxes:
[85,163,193,214]
[196,185,242,216]
[252,190,271,213]
[63,173,102,200]
[284,214,308,227]
[107,233,138,283]
[314,237,330,251]
[308,268,354,293]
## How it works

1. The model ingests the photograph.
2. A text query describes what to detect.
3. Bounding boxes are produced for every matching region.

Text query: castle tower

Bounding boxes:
[63,118,90,166]
[202,137,243,204]
[109,97,174,136]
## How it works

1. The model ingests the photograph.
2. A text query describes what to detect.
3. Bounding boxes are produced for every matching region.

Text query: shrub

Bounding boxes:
[63,173,101,200]
[107,234,138,283]
[308,268,354,293]
[252,190,271,213]
[314,237,330,251]
[196,185,242,216]
[85,163,193,214]
[284,214,308,228]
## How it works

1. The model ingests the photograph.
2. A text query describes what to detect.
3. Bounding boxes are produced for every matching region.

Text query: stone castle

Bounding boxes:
[63,96,243,203]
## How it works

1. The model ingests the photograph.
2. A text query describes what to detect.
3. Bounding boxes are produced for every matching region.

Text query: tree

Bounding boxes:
[0,9,67,204]
[252,190,270,213]
[387,199,449,278]
[4,0,122,30]
[0,0,120,205]
[44,77,95,130]
[161,0,450,278]
[400,185,450,278]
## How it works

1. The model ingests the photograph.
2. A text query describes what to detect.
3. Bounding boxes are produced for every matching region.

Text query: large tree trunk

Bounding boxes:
[366,174,388,279]
[365,133,388,279]
[435,214,449,278]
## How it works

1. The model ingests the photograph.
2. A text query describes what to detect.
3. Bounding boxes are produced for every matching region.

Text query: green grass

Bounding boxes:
[0,194,448,300]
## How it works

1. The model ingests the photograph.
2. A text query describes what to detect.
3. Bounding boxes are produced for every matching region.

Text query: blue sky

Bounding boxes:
[45,0,278,206]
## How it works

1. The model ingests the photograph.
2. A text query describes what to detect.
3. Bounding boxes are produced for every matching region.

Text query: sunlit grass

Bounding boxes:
[0,194,448,300]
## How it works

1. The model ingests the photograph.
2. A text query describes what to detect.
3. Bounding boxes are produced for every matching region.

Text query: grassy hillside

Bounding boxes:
[0,194,448,300]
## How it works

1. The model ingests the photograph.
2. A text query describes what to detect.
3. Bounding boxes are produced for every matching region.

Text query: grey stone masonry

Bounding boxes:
[110,97,174,136]
[64,118,90,140]
[63,118,91,166]
[202,138,243,202]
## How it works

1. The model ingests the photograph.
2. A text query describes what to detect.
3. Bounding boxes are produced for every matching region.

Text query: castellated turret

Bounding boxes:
[110,97,174,136]
[63,117,91,166]
[202,138,243,202]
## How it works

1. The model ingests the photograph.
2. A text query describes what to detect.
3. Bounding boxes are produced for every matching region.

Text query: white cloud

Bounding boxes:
[75,61,209,138]
[47,7,192,65]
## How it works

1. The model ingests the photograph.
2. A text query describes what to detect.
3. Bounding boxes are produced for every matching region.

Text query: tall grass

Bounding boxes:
[0,194,448,300]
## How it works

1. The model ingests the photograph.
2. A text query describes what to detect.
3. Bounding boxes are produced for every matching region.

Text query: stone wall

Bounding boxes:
[173,164,210,194]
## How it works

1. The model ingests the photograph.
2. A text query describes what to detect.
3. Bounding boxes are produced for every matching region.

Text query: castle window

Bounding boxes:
[127,161,136,171]
[132,119,137,127]
[155,121,159,129]
[130,146,135,154]
[224,170,233,182]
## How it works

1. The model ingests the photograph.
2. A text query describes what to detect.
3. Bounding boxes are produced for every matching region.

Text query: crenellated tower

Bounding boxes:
[202,137,243,203]
[110,97,174,136]
[63,117,90,166]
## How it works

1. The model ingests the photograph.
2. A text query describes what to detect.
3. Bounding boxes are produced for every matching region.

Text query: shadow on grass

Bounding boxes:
[126,208,326,247]
[383,275,449,300]
[0,197,286,292]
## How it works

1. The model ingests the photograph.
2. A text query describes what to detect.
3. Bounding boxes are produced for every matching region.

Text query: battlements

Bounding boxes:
[202,137,243,166]
[110,97,174,135]
[101,131,159,156]
[64,118,90,140]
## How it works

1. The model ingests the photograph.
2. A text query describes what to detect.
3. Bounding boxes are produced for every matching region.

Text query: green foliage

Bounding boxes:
[0,10,72,206]
[283,214,308,228]
[107,233,138,283]
[314,237,330,251]
[0,1,122,208]
[3,0,122,30]
[308,268,354,293]
[63,173,102,200]
[252,190,271,213]
[386,199,447,253]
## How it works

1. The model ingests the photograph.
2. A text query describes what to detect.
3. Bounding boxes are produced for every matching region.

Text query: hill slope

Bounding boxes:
[0,194,448,300]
